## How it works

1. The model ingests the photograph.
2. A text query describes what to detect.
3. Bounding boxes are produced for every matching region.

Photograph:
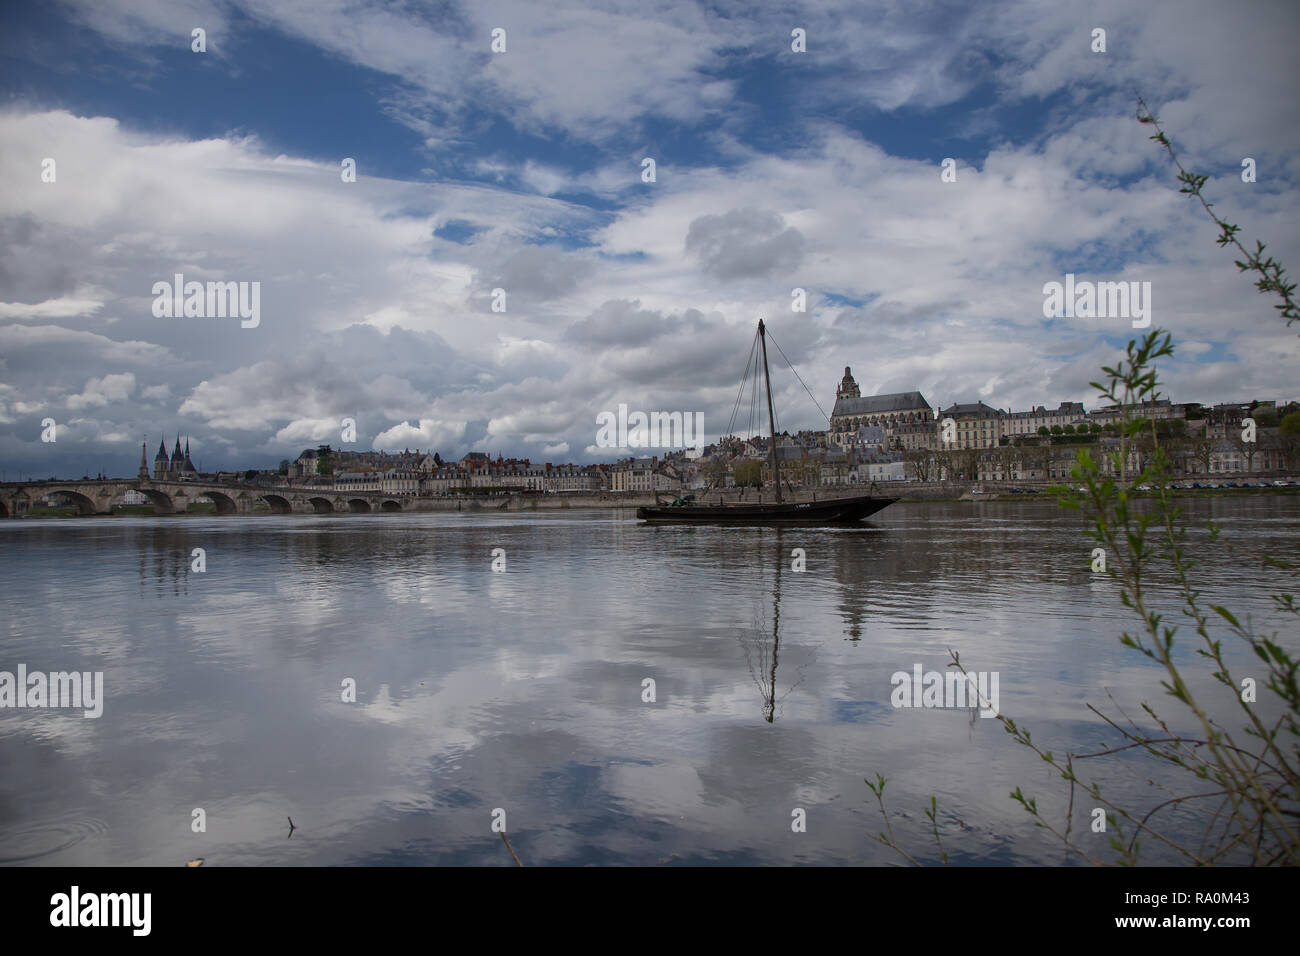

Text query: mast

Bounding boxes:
[758,319,782,503]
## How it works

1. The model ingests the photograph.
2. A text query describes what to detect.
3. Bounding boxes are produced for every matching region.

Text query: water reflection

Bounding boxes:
[0,499,1295,866]
[133,526,193,598]
[738,531,787,723]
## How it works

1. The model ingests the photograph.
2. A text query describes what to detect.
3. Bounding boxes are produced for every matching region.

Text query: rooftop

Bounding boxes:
[831,390,931,419]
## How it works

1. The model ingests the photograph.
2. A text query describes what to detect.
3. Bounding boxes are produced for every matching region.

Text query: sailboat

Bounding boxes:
[636,319,899,525]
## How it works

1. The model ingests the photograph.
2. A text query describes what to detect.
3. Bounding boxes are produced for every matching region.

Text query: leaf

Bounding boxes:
[1209,605,1240,629]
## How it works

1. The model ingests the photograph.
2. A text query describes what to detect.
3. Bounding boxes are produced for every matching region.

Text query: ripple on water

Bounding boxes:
[0,813,111,863]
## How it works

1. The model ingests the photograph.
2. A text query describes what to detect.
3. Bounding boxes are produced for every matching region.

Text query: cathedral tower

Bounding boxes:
[154,438,170,479]
[836,367,860,401]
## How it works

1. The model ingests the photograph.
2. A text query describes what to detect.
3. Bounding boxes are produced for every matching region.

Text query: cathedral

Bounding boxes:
[143,435,199,480]
[828,367,933,448]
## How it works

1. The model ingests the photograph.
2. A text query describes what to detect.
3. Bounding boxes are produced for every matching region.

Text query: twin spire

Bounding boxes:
[151,433,196,478]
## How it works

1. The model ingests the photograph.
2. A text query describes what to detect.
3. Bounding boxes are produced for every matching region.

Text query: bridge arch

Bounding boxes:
[347,498,371,513]
[308,496,335,514]
[380,499,403,513]
[204,491,238,515]
[136,488,176,514]
[261,494,292,514]
[47,489,97,515]
[0,498,8,518]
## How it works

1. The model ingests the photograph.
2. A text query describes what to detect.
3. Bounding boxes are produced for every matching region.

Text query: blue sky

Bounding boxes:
[1,0,1298,477]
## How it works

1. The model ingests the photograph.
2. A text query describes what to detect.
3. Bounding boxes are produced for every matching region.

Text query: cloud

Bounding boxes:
[270,417,340,445]
[0,294,104,320]
[140,384,171,401]
[372,419,468,451]
[66,372,136,409]
[684,208,805,280]
[564,300,677,347]
[473,243,595,304]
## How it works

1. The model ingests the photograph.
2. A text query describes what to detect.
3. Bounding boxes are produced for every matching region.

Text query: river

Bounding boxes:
[1,496,1296,865]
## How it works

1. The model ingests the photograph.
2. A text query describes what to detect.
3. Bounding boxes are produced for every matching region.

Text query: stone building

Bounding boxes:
[1003,402,1087,436]
[1089,399,1185,425]
[828,367,932,447]
[937,402,1005,450]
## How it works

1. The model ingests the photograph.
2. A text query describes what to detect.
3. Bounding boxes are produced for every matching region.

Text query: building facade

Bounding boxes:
[937,401,1005,450]
[828,368,932,448]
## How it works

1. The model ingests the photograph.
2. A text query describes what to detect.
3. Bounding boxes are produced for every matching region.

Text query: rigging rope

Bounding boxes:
[722,322,830,445]
[764,328,832,427]
[723,329,760,442]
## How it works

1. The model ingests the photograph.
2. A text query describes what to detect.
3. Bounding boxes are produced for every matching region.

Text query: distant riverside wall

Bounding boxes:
[417,493,653,511]
[413,482,1018,509]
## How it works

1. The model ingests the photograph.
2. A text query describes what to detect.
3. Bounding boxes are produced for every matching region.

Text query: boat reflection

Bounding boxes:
[737,529,809,723]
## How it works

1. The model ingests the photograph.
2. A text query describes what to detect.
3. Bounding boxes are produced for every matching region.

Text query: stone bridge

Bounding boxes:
[0,479,416,518]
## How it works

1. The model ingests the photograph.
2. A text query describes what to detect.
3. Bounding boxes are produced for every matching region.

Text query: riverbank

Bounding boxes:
[13,483,1299,516]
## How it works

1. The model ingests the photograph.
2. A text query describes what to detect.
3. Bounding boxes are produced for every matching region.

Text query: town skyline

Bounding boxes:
[8,380,1293,484]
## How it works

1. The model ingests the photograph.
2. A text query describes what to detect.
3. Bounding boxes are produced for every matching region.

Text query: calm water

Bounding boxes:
[1,497,1296,866]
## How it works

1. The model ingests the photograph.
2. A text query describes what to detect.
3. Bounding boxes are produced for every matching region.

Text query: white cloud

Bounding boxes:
[66,372,136,409]
[0,294,104,319]
[372,419,468,451]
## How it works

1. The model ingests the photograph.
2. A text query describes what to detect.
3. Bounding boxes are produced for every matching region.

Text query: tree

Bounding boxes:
[904,449,935,482]
[278,459,290,475]
[1063,424,1075,435]
[1037,425,1050,436]
[704,456,730,490]
[1280,419,1300,471]
[996,445,1020,479]
[1050,425,1063,436]
[733,460,763,487]
[1189,435,1214,475]
[1232,432,1259,473]
[1251,404,1279,427]
[948,449,979,481]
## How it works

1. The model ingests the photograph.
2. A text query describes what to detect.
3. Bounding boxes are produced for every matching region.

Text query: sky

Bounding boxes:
[1,0,1298,478]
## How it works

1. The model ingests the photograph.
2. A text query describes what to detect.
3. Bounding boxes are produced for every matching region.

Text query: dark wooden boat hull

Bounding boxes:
[636,494,897,525]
